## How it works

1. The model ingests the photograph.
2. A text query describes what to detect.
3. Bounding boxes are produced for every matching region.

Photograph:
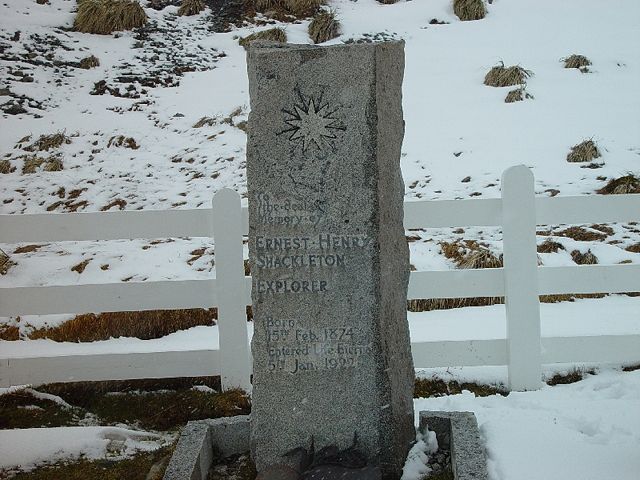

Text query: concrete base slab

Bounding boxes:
[164,412,487,480]
[163,415,250,480]
[419,411,489,480]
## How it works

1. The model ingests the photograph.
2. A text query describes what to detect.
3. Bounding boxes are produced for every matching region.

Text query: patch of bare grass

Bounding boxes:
[178,0,205,16]
[414,376,506,398]
[563,54,591,73]
[555,226,607,242]
[20,154,64,174]
[537,239,565,253]
[567,139,601,163]
[108,135,139,149]
[101,198,127,211]
[505,86,533,103]
[484,62,532,87]
[24,132,71,152]
[0,248,16,275]
[309,9,340,44]
[0,159,15,174]
[453,0,486,21]
[78,54,100,69]
[596,174,640,194]
[571,249,599,265]
[546,367,594,386]
[0,324,20,341]
[626,243,640,253]
[28,308,217,342]
[239,27,287,49]
[193,116,216,128]
[74,0,148,35]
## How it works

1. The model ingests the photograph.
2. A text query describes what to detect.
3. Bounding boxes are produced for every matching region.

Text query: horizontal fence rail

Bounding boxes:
[1,166,639,390]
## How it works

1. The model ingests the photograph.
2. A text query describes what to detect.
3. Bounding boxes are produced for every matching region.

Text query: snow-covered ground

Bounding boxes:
[1,0,639,478]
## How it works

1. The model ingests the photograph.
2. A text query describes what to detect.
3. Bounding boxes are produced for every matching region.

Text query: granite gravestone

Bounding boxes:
[246,41,415,479]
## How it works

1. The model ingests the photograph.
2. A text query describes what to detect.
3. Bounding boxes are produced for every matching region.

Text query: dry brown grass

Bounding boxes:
[567,139,601,163]
[178,0,205,16]
[309,9,340,44]
[74,0,147,35]
[25,132,71,152]
[79,55,100,69]
[193,116,216,128]
[571,249,599,265]
[563,54,591,72]
[28,309,217,342]
[453,0,486,22]
[239,27,287,49]
[626,243,640,253]
[546,367,594,386]
[71,259,92,274]
[505,87,533,103]
[537,239,565,253]
[0,324,20,341]
[108,135,139,149]
[254,0,323,18]
[596,174,640,194]
[415,376,506,398]
[484,63,532,87]
[0,159,15,174]
[555,226,607,242]
[21,154,64,174]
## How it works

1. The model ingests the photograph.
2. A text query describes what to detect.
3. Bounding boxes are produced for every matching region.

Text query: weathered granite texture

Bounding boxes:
[163,416,250,480]
[419,411,489,480]
[246,41,414,479]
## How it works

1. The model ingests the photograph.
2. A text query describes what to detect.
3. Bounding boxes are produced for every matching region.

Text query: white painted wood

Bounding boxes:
[408,269,505,299]
[212,189,251,391]
[0,209,214,243]
[0,280,219,316]
[541,335,640,364]
[0,350,218,387]
[404,198,502,229]
[538,264,640,295]
[411,339,507,367]
[536,194,640,225]
[502,166,542,391]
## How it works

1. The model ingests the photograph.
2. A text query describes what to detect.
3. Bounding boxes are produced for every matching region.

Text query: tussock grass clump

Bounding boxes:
[415,377,506,398]
[107,135,139,149]
[484,63,533,87]
[453,0,486,22]
[78,54,100,69]
[309,9,340,44]
[546,367,594,386]
[571,249,598,265]
[563,54,591,72]
[537,239,565,253]
[74,0,147,35]
[567,139,601,163]
[239,27,287,49]
[555,226,607,242]
[28,308,217,342]
[408,240,503,311]
[193,116,216,128]
[178,0,205,16]
[0,159,15,174]
[254,0,323,18]
[626,243,640,253]
[21,154,64,174]
[505,86,533,103]
[596,174,640,194]
[25,131,71,152]
[0,324,20,340]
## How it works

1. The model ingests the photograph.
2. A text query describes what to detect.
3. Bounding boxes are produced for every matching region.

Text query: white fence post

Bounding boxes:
[211,189,251,391]
[502,165,542,391]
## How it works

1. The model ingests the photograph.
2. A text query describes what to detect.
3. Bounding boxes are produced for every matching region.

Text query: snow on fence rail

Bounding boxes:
[1,166,639,391]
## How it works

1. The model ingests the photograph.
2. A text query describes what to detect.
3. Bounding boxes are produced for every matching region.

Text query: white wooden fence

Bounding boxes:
[1,165,639,391]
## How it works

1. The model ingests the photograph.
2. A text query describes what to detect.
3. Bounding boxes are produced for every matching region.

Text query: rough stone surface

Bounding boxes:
[163,415,250,480]
[419,411,489,480]
[246,41,414,479]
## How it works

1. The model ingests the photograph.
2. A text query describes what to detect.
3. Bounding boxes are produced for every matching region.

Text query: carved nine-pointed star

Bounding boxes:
[283,97,345,151]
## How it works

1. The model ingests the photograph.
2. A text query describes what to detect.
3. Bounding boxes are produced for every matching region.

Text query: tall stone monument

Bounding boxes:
[247,41,415,479]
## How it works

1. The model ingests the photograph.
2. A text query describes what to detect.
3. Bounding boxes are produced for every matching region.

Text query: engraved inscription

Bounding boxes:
[264,317,371,374]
